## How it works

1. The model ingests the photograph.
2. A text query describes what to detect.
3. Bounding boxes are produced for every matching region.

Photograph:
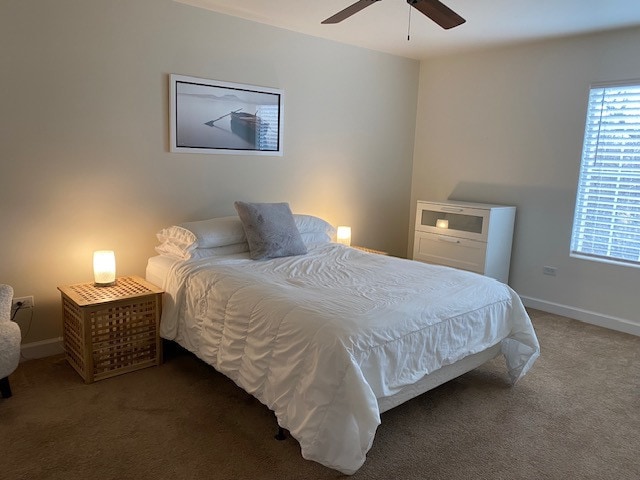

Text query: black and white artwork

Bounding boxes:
[170,74,283,155]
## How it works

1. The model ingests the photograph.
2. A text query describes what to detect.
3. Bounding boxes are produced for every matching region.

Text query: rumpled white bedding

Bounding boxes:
[156,243,539,474]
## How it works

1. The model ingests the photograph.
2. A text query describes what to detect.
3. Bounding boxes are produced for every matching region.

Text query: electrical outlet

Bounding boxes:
[542,266,557,276]
[12,295,35,309]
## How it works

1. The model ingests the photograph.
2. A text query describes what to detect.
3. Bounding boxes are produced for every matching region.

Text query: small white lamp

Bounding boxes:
[436,219,449,229]
[93,250,116,287]
[336,226,352,246]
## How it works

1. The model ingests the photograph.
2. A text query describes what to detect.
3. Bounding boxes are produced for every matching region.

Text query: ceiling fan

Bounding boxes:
[322,0,466,30]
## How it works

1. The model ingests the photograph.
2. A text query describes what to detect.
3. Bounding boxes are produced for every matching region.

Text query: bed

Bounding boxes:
[147,205,540,475]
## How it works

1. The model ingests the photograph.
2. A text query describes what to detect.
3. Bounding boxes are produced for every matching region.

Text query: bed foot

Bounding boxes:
[275,426,287,441]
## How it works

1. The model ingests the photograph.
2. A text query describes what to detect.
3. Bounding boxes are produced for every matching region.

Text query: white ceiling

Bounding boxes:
[175,0,640,59]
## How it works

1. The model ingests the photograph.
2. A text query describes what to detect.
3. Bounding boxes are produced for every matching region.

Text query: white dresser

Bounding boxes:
[412,200,516,283]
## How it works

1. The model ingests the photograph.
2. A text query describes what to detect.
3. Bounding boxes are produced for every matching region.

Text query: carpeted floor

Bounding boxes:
[1,310,639,480]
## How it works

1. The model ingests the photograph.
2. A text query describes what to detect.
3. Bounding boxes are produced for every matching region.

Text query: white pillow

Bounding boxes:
[156,213,334,257]
[180,216,247,248]
[300,231,332,245]
[156,216,246,252]
[156,226,197,254]
[155,240,192,259]
[190,243,250,259]
[155,241,250,260]
[294,214,336,236]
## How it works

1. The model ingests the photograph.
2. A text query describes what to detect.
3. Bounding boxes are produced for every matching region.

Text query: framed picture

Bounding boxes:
[169,74,284,155]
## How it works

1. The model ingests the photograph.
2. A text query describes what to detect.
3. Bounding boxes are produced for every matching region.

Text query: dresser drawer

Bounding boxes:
[415,201,490,242]
[413,232,487,274]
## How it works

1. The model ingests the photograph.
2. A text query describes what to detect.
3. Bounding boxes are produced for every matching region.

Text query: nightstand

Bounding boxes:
[58,275,163,383]
[352,246,388,255]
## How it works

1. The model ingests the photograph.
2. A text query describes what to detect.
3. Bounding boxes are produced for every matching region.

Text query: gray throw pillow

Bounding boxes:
[234,201,308,260]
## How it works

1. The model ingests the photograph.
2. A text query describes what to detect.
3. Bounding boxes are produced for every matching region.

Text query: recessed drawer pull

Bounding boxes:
[440,207,464,213]
[438,236,461,244]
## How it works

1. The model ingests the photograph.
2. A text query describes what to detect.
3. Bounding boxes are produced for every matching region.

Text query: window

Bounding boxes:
[570,81,640,267]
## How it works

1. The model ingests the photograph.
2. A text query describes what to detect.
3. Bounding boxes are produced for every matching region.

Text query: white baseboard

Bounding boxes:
[20,337,64,362]
[521,296,640,337]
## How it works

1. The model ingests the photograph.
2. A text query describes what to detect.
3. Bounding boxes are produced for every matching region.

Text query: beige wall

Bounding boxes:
[412,27,640,333]
[0,0,419,344]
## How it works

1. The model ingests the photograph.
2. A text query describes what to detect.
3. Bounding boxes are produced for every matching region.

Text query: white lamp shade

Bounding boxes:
[336,226,352,246]
[93,250,116,286]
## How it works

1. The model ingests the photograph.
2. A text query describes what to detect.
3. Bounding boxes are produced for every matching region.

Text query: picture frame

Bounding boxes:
[169,74,284,155]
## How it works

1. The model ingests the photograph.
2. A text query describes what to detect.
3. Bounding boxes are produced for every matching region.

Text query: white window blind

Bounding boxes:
[570,81,640,266]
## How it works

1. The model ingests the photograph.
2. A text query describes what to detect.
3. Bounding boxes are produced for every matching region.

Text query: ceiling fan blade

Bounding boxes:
[321,0,381,24]
[408,0,466,30]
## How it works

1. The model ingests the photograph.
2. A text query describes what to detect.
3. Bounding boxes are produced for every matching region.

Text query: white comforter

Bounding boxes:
[157,243,539,474]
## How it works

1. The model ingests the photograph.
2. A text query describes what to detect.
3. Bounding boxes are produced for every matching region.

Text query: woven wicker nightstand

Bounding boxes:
[58,276,163,383]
